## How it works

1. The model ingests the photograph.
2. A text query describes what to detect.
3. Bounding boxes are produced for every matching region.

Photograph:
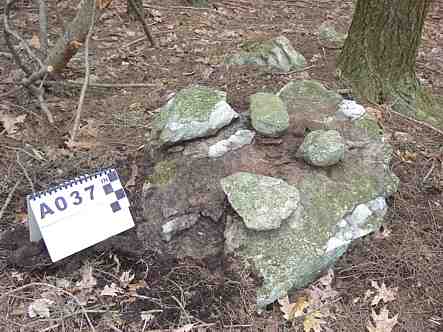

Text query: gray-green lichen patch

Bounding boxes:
[146,160,177,186]
[278,80,343,115]
[354,113,383,139]
[152,86,239,146]
[225,36,306,73]
[250,92,289,137]
[221,172,300,231]
[297,130,345,166]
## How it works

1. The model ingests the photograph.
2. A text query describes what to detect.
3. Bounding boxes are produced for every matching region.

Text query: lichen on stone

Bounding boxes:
[354,113,383,139]
[146,160,177,186]
[172,86,226,122]
[250,92,289,137]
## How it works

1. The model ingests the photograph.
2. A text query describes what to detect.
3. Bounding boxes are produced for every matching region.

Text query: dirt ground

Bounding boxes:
[0,1,442,331]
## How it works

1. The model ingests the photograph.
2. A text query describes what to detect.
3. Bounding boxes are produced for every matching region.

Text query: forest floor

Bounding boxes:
[0,1,442,331]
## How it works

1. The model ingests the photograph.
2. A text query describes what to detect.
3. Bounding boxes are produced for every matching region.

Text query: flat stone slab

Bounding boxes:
[221,172,300,231]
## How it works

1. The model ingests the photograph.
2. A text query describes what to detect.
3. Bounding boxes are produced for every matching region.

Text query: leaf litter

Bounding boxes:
[366,307,399,332]
[278,269,338,331]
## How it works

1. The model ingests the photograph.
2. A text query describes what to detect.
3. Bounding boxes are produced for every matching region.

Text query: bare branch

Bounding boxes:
[4,0,45,69]
[38,0,49,58]
[68,2,97,144]
[3,0,32,75]
[0,179,21,222]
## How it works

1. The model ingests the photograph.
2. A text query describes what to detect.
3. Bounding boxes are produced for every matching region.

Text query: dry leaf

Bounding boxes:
[141,311,155,322]
[66,119,99,150]
[0,112,27,136]
[76,265,97,290]
[174,324,194,332]
[28,298,54,318]
[370,281,398,306]
[97,0,112,10]
[30,34,40,49]
[367,307,399,332]
[318,269,334,287]
[308,285,339,308]
[101,283,124,297]
[278,295,310,321]
[119,271,135,288]
[303,310,327,332]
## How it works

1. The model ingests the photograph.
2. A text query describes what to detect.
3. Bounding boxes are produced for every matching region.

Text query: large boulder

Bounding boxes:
[225,36,306,72]
[139,81,398,308]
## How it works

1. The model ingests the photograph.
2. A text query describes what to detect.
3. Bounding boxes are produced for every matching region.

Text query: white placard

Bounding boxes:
[27,169,135,262]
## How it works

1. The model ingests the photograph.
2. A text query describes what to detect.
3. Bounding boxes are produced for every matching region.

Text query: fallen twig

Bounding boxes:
[44,81,156,88]
[16,152,35,193]
[129,0,156,47]
[272,64,318,75]
[387,107,443,136]
[0,179,21,222]
[68,1,96,144]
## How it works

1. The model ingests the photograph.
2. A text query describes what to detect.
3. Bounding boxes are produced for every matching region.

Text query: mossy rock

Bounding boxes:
[225,36,306,72]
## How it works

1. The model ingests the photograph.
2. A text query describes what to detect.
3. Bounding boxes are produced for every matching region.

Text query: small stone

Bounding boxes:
[162,213,200,242]
[208,130,255,158]
[221,172,300,231]
[336,100,366,121]
[297,130,345,167]
[250,93,289,137]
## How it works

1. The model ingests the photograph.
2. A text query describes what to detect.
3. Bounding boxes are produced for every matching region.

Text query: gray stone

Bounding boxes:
[161,213,200,242]
[297,130,345,166]
[250,93,289,137]
[225,36,306,72]
[208,130,255,158]
[152,86,239,146]
[318,22,347,47]
[221,172,300,231]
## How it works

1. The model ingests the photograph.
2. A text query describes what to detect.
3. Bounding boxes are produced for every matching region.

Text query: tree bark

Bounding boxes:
[127,0,143,20]
[338,0,432,112]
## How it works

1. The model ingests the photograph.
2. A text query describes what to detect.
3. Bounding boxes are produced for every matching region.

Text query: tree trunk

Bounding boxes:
[338,0,432,114]
[46,0,96,73]
[127,0,143,20]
